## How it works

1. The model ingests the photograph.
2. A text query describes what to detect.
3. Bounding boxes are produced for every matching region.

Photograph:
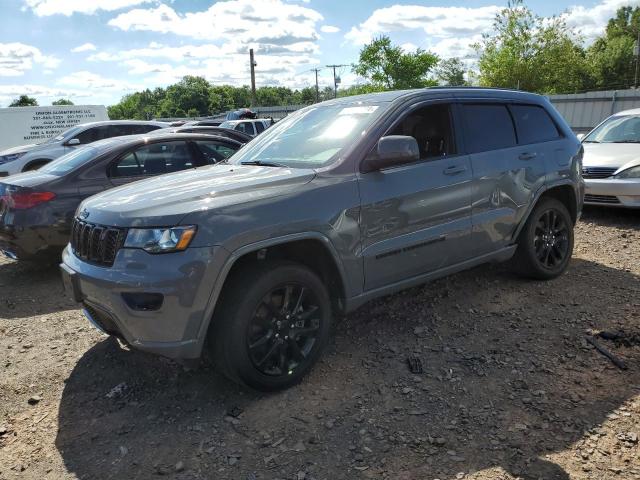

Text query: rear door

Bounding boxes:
[358,100,474,291]
[462,102,550,256]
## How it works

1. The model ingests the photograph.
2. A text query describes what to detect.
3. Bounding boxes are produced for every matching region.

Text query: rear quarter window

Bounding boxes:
[462,104,517,153]
[510,104,560,144]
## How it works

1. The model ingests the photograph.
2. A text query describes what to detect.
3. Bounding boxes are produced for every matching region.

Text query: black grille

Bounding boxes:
[582,167,617,179]
[584,194,621,204]
[71,219,126,266]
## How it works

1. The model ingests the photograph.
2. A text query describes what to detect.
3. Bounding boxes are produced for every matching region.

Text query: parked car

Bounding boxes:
[60,88,583,391]
[218,118,273,137]
[0,133,241,261]
[580,108,640,208]
[151,126,253,144]
[183,120,222,127]
[0,120,169,177]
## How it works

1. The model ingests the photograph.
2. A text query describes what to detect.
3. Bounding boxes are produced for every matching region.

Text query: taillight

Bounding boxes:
[2,191,56,209]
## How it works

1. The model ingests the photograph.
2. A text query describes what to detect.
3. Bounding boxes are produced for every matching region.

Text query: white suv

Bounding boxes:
[218,119,272,137]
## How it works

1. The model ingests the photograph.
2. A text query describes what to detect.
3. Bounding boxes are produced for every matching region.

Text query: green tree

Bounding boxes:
[163,76,211,116]
[52,98,74,105]
[435,58,468,86]
[587,6,640,89]
[9,95,38,107]
[353,35,439,90]
[475,0,591,93]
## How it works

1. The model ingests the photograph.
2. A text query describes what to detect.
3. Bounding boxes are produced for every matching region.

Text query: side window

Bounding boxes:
[462,104,516,153]
[510,104,560,144]
[75,127,99,144]
[194,140,238,164]
[105,125,131,138]
[388,103,456,160]
[236,122,255,135]
[134,124,161,134]
[110,141,192,178]
[255,121,265,134]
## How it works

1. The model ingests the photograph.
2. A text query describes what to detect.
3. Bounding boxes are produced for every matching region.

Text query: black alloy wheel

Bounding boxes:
[211,261,331,391]
[247,284,322,377]
[533,208,570,269]
[511,197,574,280]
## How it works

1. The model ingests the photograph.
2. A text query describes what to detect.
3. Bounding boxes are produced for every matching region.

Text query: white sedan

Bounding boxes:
[580,108,640,208]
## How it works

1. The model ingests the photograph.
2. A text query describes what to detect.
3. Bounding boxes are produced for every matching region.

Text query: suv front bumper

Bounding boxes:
[61,245,227,360]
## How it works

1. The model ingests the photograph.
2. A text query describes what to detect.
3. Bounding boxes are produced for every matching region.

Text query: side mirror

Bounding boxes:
[361,135,420,173]
[576,133,585,141]
[66,138,80,146]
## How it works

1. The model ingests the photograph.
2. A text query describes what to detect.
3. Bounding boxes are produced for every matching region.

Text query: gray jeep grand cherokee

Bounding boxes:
[60,88,584,391]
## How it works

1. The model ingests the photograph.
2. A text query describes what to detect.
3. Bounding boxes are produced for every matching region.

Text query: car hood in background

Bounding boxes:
[0,143,39,156]
[582,143,640,170]
[79,164,316,227]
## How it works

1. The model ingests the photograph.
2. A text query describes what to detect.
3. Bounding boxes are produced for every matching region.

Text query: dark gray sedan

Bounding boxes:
[0,133,241,261]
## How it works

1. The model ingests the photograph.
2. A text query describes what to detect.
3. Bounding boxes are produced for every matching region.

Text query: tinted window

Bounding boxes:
[236,122,255,135]
[511,105,559,144]
[389,103,456,159]
[135,124,162,134]
[39,146,98,175]
[73,125,112,144]
[195,140,238,164]
[110,141,193,178]
[255,121,265,134]
[462,104,516,153]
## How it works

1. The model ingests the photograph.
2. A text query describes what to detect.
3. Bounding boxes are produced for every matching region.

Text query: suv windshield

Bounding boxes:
[39,146,97,175]
[230,103,385,168]
[584,115,640,143]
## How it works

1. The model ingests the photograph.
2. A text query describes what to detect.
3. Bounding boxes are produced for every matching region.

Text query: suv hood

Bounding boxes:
[0,143,39,156]
[79,163,316,227]
[582,143,640,169]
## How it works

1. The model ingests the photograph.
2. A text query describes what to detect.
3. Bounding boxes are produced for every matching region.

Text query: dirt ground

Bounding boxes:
[1,207,639,480]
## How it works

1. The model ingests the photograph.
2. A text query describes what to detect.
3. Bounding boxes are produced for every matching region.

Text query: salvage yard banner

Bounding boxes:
[0,105,109,150]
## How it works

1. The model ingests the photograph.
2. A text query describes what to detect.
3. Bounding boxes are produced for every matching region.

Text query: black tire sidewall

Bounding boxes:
[217,262,331,391]
[520,198,574,279]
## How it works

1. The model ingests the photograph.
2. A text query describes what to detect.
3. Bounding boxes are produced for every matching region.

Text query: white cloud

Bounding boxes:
[321,25,340,33]
[0,42,60,77]
[345,5,500,46]
[108,0,324,52]
[57,70,141,91]
[71,42,97,53]
[22,0,156,16]
[0,83,90,107]
[564,0,640,42]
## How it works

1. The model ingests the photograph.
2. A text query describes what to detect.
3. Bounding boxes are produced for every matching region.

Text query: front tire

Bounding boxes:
[511,197,574,280]
[211,261,332,391]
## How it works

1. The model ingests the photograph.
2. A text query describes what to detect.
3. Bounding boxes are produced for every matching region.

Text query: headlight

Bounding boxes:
[0,152,27,165]
[615,166,640,179]
[124,226,197,253]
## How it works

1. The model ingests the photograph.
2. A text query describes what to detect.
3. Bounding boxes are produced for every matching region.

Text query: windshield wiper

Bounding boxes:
[582,140,599,143]
[240,160,288,167]
[611,140,640,143]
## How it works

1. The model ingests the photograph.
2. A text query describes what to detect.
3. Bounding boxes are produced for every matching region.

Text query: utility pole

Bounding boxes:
[326,64,348,98]
[310,67,322,102]
[634,30,640,88]
[249,48,257,107]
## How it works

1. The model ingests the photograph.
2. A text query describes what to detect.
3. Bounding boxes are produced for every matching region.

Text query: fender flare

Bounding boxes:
[193,231,350,356]
[511,180,578,242]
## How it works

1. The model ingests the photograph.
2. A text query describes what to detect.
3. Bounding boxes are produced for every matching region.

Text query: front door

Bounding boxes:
[358,102,473,291]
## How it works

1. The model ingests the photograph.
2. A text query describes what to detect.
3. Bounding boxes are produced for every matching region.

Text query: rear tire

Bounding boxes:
[210,261,332,391]
[511,197,574,280]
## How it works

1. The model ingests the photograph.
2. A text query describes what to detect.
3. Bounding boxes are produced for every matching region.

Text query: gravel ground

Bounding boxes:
[1,206,639,480]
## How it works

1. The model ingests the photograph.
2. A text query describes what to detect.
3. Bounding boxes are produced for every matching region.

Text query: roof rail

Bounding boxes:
[426,86,526,93]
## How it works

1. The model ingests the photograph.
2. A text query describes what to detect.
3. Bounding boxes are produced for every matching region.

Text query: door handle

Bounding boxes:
[443,165,467,175]
[518,152,537,161]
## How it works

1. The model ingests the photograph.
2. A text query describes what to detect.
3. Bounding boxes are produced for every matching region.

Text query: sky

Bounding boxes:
[1,0,639,107]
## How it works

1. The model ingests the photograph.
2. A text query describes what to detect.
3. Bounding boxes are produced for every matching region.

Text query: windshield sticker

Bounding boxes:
[338,106,379,116]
